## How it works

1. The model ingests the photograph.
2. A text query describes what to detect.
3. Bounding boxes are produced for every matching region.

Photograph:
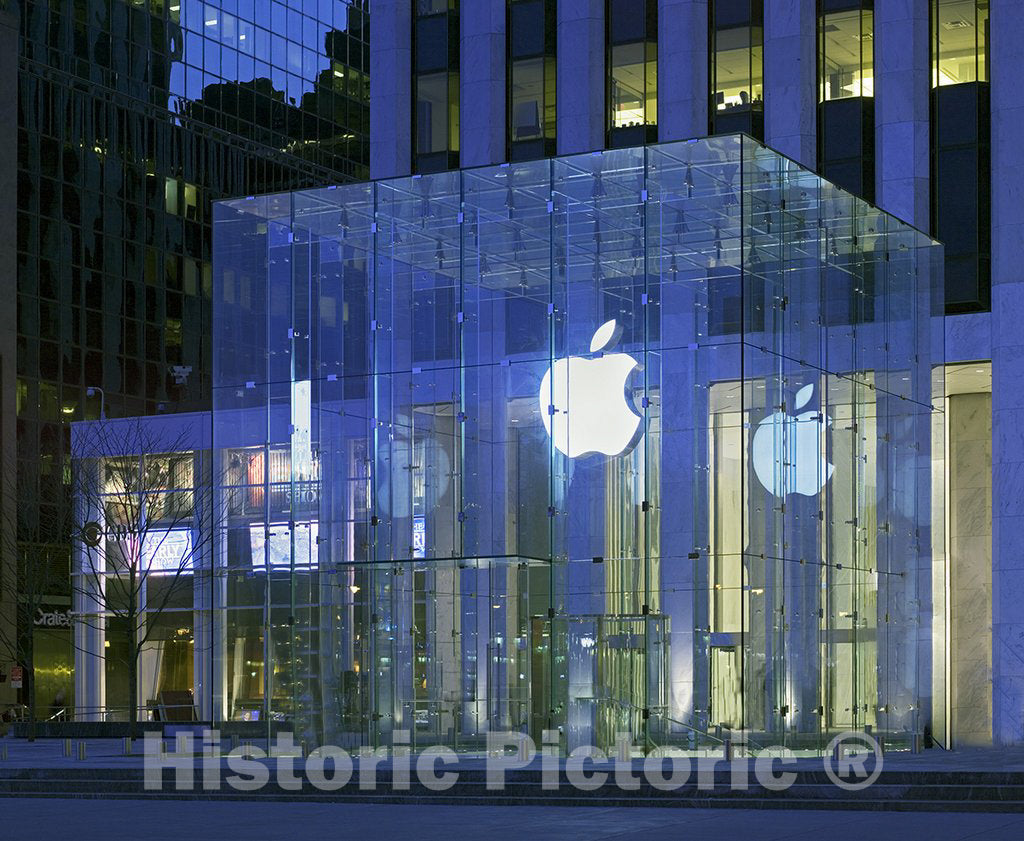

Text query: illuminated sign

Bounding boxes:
[538,320,642,458]
[249,523,318,569]
[751,384,835,497]
[412,516,426,559]
[142,528,194,574]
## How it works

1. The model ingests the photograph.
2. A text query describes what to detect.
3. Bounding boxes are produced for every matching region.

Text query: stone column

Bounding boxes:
[764,0,816,167]
[192,449,225,723]
[875,0,930,228]
[370,0,412,179]
[73,458,106,722]
[658,0,708,142]
[949,393,993,746]
[557,0,605,155]
[990,0,1024,748]
[461,0,506,167]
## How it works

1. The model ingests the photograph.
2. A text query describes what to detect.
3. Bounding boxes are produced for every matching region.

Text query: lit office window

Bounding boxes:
[930,0,990,312]
[508,0,556,161]
[709,1,763,139]
[817,1,875,202]
[932,0,989,87]
[819,3,873,101]
[606,0,658,148]
[413,0,460,173]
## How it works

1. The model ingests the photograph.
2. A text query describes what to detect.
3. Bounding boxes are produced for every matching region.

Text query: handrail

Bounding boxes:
[587,695,757,750]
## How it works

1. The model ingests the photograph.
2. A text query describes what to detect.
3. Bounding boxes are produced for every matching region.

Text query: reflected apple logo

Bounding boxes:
[752,384,835,497]
[539,320,642,458]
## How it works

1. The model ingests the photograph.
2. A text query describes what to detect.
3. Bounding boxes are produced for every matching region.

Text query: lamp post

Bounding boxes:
[86,386,106,420]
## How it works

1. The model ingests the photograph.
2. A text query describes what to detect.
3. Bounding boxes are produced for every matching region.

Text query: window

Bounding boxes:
[932,0,989,87]
[817,1,875,201]
[819,2,873,101]
[606,0,658,147]
[930,0,991,312]
[507,0,556,160]
[413,1,460,172]
[709,1,763,139]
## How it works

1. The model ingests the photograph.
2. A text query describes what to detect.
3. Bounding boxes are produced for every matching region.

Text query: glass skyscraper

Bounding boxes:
[3,0,369,719]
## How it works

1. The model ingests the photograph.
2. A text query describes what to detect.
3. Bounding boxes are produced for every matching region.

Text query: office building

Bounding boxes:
[0,0,369,717]
[363,0,1018,751]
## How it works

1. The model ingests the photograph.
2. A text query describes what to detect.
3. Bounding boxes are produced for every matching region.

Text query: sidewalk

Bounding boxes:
[2,798,1024,841]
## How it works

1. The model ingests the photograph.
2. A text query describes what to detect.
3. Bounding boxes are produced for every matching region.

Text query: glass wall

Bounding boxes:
[607,0,658,148]
[70,416,212,723]
[710,0,764,139]
[16,2,371,718]
[413,0,460,173]
[508,0,557,161]
[818,0,875,202]
[207,135,942,754]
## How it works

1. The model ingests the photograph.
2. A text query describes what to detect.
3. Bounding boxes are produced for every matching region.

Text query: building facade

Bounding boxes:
[1,0,370,717]
[364,0,1018,751]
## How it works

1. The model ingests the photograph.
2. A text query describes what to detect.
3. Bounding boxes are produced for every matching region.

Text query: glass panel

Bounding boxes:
[510,0,546,58]
[933,0,989,87]
[510,58,545,141]
[415,73,449,155]
[610,42,650,129]
[713,26,764,112]
[820,9,873,101]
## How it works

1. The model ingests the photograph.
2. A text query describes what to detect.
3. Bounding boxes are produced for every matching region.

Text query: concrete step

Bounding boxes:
[1,767,1024,811]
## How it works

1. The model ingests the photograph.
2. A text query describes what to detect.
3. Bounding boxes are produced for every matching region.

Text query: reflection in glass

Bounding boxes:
[416,73,450,155]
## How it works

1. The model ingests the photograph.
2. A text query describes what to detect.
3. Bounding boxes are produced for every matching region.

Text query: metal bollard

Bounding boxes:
[176,732,189,754]
[517,734,529,762]
[231,734,240,751]
[911,733,922,754]
[1,743,7,761]
[77,741,87,761]
[122,737,132,756]
[831,741,843,763]
[723,739,734,762]
[62,738,72,758]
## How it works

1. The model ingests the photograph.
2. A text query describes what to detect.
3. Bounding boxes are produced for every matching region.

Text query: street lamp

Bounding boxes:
[86,386,106,420]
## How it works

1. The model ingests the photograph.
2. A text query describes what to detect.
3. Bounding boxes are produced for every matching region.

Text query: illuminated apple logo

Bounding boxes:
[539,319,642,458]
[752,383,834,497]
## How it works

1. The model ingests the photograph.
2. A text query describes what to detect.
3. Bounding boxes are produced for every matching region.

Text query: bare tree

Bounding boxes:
[69,417,213,740]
